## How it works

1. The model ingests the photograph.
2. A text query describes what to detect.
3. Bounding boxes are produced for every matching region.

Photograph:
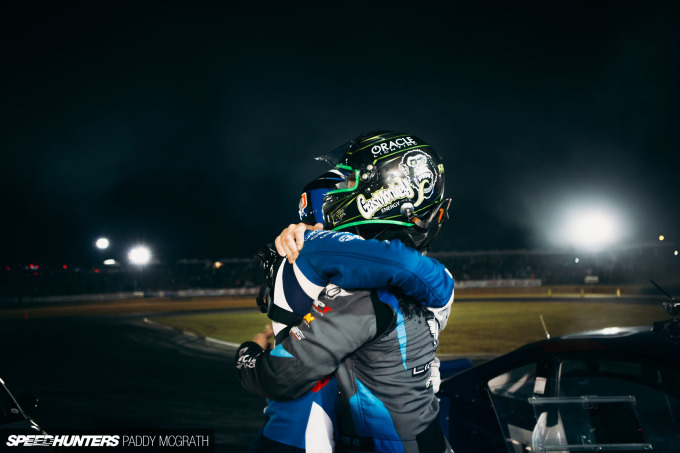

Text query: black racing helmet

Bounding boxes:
[317,131,451,251]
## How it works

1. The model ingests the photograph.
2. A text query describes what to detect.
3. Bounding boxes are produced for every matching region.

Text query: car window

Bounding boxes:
[488,361,547,453]
[487,358,680,453]
[488,362,538,399]
[551,358,680,452]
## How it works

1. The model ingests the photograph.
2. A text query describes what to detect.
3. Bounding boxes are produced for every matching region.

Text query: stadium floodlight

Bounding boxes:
[95,237,110,250]
[559,207,622,252]
[128,246,151,266]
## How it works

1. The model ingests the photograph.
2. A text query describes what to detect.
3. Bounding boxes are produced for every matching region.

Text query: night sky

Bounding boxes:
[2,1,679,265]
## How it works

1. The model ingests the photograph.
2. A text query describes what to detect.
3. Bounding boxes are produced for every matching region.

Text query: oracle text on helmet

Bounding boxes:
[371,137,417,156]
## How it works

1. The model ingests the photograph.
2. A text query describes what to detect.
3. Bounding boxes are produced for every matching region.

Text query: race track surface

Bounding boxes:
[0,313,265,452]
[0,291,660,452]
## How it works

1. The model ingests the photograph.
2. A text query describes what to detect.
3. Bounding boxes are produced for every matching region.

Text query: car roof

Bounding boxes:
[558,325,649,339]
[444,324,679,385]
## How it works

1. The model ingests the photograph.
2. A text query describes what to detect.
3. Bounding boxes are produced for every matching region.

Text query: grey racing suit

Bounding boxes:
[237,284,449,453]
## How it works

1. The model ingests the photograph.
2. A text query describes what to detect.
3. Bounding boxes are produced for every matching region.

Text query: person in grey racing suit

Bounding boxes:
[237,131,455,452]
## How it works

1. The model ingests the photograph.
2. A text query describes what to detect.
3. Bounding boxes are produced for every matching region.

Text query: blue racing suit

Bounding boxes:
[237,230,454,452]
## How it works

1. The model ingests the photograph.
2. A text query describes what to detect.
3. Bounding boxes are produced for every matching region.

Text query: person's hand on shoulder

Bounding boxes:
[252,324,274,350]
[274,222,323,263]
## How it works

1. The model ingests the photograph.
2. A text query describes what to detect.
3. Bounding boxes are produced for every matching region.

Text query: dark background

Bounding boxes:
[2,1,679,265]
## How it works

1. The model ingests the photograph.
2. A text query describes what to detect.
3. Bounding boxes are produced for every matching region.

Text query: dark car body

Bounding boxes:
[438,320,680,452]
[0,377,43,434]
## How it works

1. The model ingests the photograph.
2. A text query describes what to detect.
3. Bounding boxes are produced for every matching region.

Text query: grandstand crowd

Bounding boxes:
[1,243,678,301]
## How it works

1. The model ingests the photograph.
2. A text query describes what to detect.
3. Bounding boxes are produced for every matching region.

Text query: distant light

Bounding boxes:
[103,259,117,266]
[94,268,100,273]
[675,250,679,256]
[96,237,110,249]
[563,209,620,251]
[128,246,151,265]
[575,257,580,263]
[214,261,223,269]
[62,264,68,270]
[659,235,665,242]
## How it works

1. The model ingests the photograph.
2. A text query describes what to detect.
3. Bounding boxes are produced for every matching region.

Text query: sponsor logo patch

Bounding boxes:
[236,348,257,369]
[290,326,305,340]
[337,232,359,242]
[312,300,333,315]
[357,178,414,219]
[427,319,439,350]
[399,150,438,206]
[331,207,346,225]
[411,360,434,376]
[325,284,353,299]
[303,313,316,325]
[298,192,308,219]
[370,136,417,156]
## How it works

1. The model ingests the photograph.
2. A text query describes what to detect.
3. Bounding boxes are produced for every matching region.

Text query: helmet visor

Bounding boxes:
[328,165,358,193]
[315,140,354,166]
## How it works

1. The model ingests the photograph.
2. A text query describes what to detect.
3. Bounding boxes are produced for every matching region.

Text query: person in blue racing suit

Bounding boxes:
[237,131,455,453]
[246,170,454,453]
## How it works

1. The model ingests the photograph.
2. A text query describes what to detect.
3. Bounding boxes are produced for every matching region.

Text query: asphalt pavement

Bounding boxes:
[2,295,653,452]
[0,314,265,452]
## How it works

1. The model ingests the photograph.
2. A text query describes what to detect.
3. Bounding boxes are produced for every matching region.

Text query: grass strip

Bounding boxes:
[153,301,669,355]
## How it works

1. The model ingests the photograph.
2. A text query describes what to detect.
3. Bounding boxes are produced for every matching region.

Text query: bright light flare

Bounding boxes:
[95,237,110,249]
[601,327,623,335]
[128,246,151,265]
[559,207,622,251]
